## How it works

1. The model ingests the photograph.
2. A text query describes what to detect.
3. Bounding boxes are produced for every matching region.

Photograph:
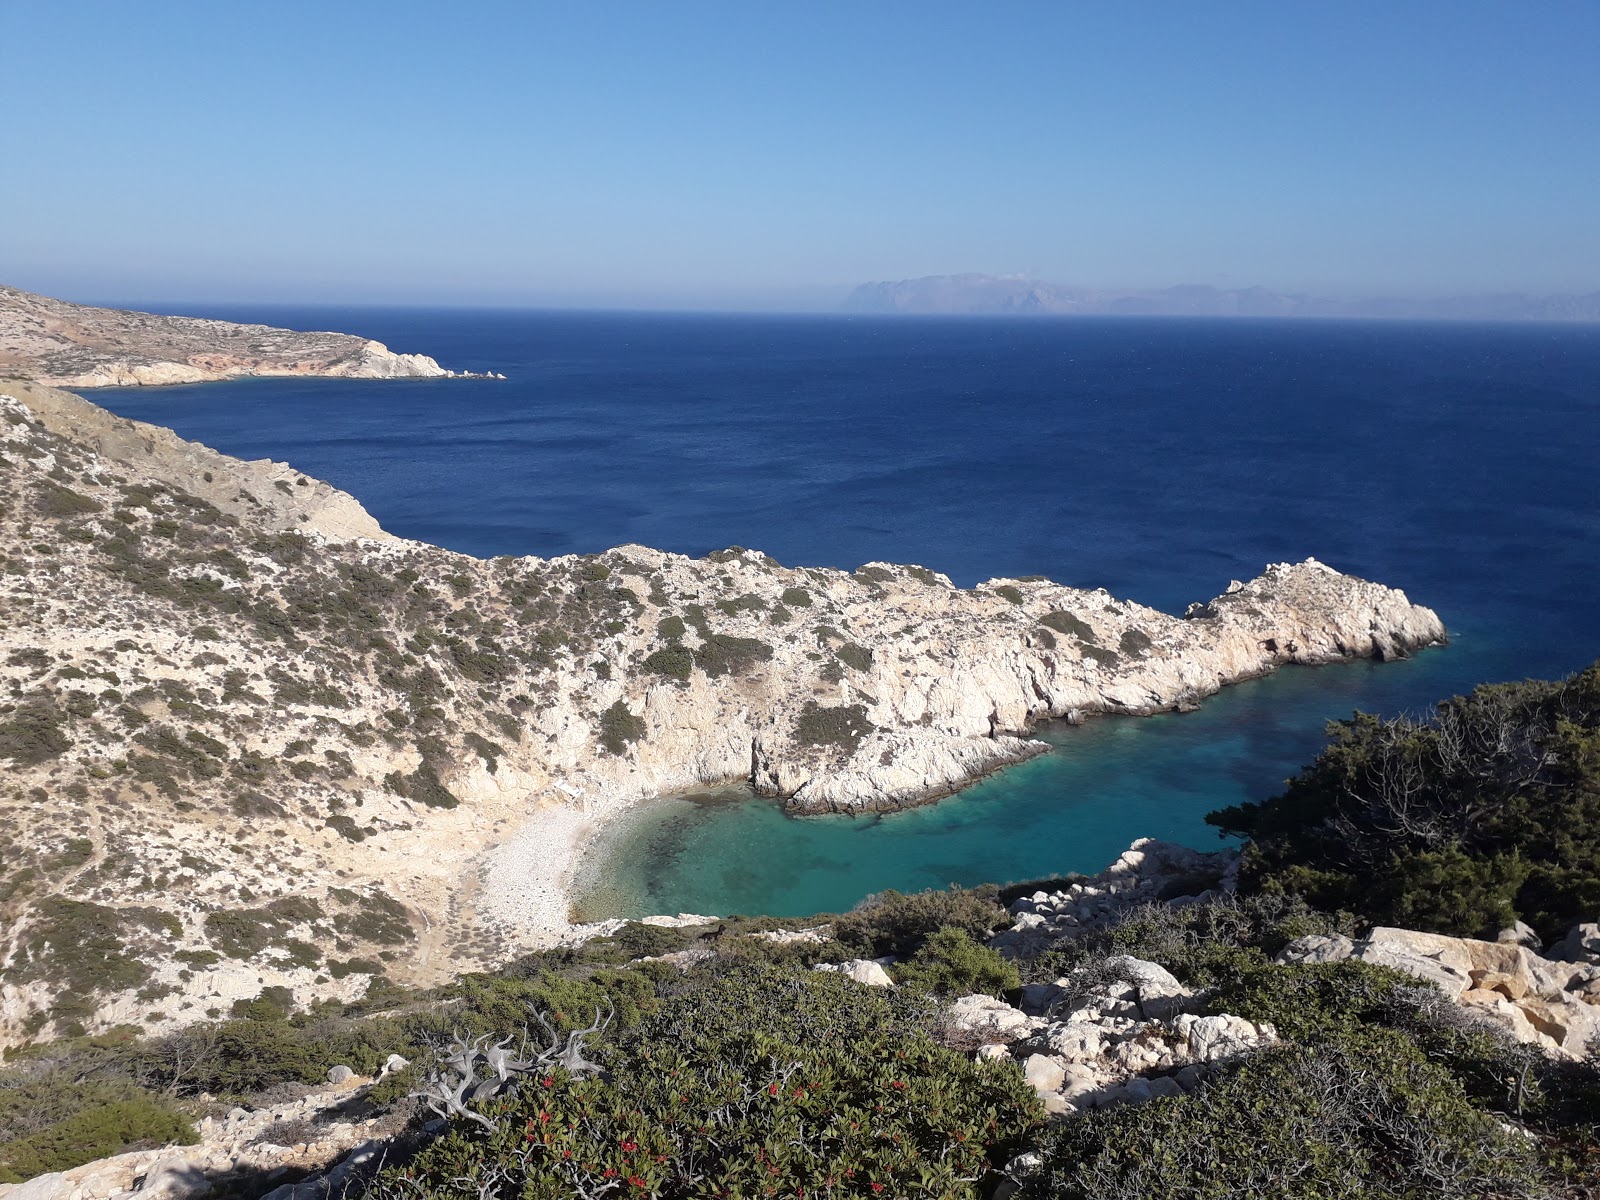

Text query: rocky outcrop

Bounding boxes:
[1277,927,1600,1057]
[0,285,489,387]
[0,384,1442,1044]
[948,956,1278,1117]
[991,839,1238,958]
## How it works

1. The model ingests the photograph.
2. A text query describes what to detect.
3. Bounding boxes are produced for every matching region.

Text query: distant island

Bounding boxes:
[0,284,503,387]
[844,273,1600,321]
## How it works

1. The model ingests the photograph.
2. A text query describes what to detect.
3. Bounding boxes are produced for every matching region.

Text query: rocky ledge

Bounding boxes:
[0,285,497,387]
[0,382,1443,1044]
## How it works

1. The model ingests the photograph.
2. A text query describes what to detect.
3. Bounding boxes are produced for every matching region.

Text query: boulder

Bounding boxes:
[1171,1013,1276,1062]
[1275,933,1356,965]
[326,1065,355,1085]
[812,959,894,987]
[947,994,1037,1041]
[1497,921,1543,950]
[4,1173,70,1200]
[1022,1054,1067,1095]
[1550,922,1600,965]
[1103,956,1191,1019]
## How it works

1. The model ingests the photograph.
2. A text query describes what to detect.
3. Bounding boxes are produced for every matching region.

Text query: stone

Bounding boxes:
[378,1053,410,1077]
[326,1065,355,1085]
[1274,933,1356,965]
[1549,922,1600,965]
[4,1173,71,1200]
[1022,1054,1067,1095]
[812,959,894,987]
[947,994,1037,1041]
[136,1160,211,1199]
[975,1043,1010,1062]
[1103,956,1191,1019]
[1497,921,1543,950]
[1172,1013,1275,1062]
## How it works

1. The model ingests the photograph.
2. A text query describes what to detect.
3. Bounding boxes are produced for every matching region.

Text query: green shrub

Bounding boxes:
[794,700,876,753]
[780,586,813,608]
[1020,1032,1540,1200]
[994,585,1024,605]
[1118,628,1153,657]
[693,633,772,678]
[1210,662,1600,941]
[369,965,1042,1200]
[894,927,1021,996]
[641,644,692,681]
[0,700,73,766]
[836,641,873,672]
[1040,611,1096,642]
[0,1098,194,1184]
[835,885,1010,960]
[655,614,686,642]
[597,701,645,755]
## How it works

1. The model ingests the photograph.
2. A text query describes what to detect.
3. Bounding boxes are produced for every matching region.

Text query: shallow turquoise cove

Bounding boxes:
[575,649,1452,920]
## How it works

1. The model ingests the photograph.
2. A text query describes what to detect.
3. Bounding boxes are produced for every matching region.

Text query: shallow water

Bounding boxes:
[90,310,1600,918]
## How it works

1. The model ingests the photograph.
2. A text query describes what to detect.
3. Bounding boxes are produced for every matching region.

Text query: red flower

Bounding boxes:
[541,1076,555,1088]
[621,1140,638,1152]
[768,1082,780,1096]
[871,1185,884,1194]
[627,1177,646,1188]
[540,1111,552,1124]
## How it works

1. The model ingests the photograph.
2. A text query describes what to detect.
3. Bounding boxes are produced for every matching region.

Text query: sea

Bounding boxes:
[89,309,1600,920]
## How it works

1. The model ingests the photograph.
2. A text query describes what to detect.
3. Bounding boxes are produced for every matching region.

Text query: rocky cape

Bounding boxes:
[0,286,498,388]
[0,381,1444,1046]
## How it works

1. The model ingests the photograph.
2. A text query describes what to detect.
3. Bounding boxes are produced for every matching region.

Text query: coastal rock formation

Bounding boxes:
[0,382,1443,1045]
[0,285,478,387]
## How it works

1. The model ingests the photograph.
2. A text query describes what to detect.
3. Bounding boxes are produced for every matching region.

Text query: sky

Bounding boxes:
[1,1,1596,309]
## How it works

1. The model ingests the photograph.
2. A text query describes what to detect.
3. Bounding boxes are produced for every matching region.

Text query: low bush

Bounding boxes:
[367,965,1042,1200]
[0,1099,194,1184]
[834,885,1010,960]
[893,927,1020,996]
[1020,1032,1541,1200]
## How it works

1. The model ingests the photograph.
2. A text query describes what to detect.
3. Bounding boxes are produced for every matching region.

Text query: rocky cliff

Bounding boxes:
[0,286,480,387]
[0,382,1444,1046]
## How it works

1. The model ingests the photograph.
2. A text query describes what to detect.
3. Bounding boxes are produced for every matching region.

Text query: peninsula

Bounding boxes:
[0,380,1443,1046]
[0,285,489,387]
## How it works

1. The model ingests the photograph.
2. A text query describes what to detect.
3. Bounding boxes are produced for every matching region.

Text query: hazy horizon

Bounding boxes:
[3,2,1596,309]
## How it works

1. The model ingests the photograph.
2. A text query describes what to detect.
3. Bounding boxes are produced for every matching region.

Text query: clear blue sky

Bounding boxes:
[1,1,1596,308]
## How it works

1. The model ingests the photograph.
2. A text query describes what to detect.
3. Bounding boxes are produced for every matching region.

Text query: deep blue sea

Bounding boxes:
[91,309,1600,919]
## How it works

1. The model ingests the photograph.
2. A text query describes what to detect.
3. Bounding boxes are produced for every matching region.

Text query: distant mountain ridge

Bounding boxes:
[844,273,1600,321]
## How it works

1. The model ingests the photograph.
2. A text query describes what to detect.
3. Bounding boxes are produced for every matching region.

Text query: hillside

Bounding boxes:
[0,380,1442,1046]
[0,286,482,388]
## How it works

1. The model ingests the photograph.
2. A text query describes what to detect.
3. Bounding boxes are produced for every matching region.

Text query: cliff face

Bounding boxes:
[0,285,462,387]
[0,383,1444,1045]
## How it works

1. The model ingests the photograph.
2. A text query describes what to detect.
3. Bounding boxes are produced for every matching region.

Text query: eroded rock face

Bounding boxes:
[1276,927,1600,1057]
[0,285,465,387]
[0,385,1442,1044]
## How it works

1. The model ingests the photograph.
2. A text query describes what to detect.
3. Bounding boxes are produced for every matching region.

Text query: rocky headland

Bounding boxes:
[0,379,1443,1046]
[0,286,498,388]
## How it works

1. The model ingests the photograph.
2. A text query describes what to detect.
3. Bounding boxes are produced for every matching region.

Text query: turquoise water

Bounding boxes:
[574,653,1448,920]
[91,310,1600,921]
